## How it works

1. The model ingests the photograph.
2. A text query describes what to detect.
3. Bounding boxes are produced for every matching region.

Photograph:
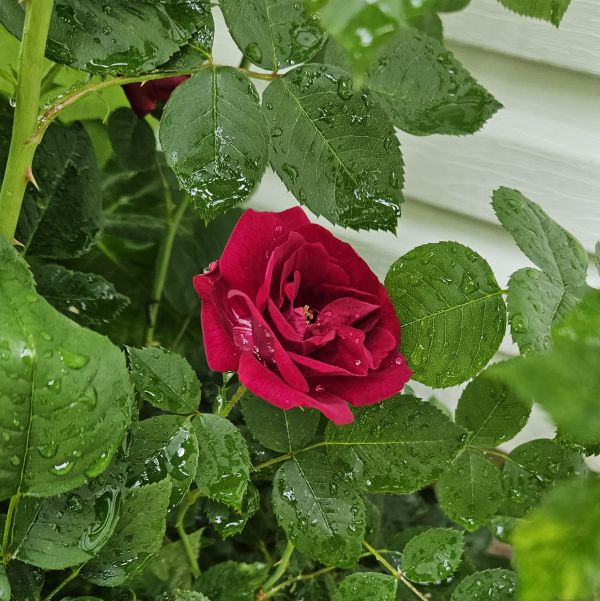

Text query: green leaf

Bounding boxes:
[6,120,103,259]
[0,249,134,501]
[0,0,213,75]
[368,29,501,135]
[167,593,210,601]
[240,391,320,453]
[11,460,125,569]
[325,395,467,493]
[128,346,201,414]
[450,569,517,600]
[332,572,397,601]
[160,67,269,220]
[127,415,199,507]
[272,450,366,567]
[498,0,570,27]
[0,565,9,601]
[435,0,471,11]
[454,363,531,447]
[402,528,464,583]
[195,561,268,601]
[263,63,404,232]
[220,0,323,70]
[495,289,600,445]
[385,242,506,387]
[3,561,44,601]
[32,264,130,328]
[500,439,587,518]
[206,484,259,539]
[192,414,250,509]
[513,478,600,601]
[436,449,503,531]
[108,107,156,172]
[82,479,172,587]
[0,236,33,288]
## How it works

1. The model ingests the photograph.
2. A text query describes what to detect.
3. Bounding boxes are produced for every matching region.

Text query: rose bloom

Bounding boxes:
[194,208,411,424]
[123,76,189,118]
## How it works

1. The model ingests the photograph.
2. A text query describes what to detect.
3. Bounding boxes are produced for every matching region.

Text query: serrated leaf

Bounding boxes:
[82,479,172,587]
[0,0,213,75]
[192,414,250,509]
[385,242,506,387]
[495,289,600,446]
[325,395,467,493]
[0,237,32,288]
[0,113,102,259]
[11,460,125,570]
[436,449,503,531]
[220,0,323,70]
[500,439,587,518]
[240,391,320,453]
[160,67,269,220]
[272,450,365,567]
[498,0,570,27]
[368,29,501,135]
[194,561,268,601]
[0,248,133,501]
[128,346,200,414]
[108,107,156,172]
[513,478,600,601]
[32,264,130,328]
[263,63,404,232]
[402,528,464,583]
[206,483,259,539]
[450,569,517,600]
[454,363,531,447]
[332,572,397,601]
[127,415,199,507]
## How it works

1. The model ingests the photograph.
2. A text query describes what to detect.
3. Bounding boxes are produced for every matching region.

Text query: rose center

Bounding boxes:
[302,304,317,325]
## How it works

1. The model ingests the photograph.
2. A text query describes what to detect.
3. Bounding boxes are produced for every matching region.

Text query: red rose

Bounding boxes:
[193,208,411,424]
[123,76,189,118]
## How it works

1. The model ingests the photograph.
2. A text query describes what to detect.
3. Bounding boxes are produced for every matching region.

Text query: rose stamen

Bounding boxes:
[303,304,317,325]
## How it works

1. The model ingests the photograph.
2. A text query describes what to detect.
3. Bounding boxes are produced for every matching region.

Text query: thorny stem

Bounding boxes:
[261,540,295,592]
[175,488,204,579]
[1,493,20,564]
[217,384,248,418]
[42,565,82,601]
[0,0,56,242]
[363,541,429,601]
[251,441,327,473]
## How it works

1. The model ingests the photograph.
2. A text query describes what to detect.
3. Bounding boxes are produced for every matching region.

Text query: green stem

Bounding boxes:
[43,565,82,601]
[261,540,295,593]
[0,0,56,242]
[217,384,248,418]
[263,565,336,599]
[239,55,251,69]
[175,488,204,579]
[363,541,428,601]
[1,494,20,563]
[145,195,190,346]
[251,441,327,473]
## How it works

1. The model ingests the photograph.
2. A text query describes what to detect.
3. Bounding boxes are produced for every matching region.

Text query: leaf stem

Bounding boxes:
[0,0,56,242]
[362,541,428,601]
[175,488,204,579]
[1,494,20,563]
[145,194,190,346]
[262,565,337,599]
[251,441,327,473]
[42,565,82,601]
[217,384,248,418]
[261,540,295,592]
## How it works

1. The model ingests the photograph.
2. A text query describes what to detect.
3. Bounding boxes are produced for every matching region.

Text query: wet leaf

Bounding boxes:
[455,363,532,447]
[450,568,517,600]
[128,346,201,415]
[332,572,397,601]
[82,479,172,587]
[160,67,269,220]
[32,264,130,329]
[263,63,404,232]
[0,245,134,501]
[436,449,503,531]
[127,415,199,507]
[272,449,365,568]
[0,565,9,601]
[385,242,506,387]
[0,0,213,75]
[192,414,250,510]
[240,391,320,453]
[220,0,323,70]
[194,561,268,601]
[402,528,464,583]
[325,395,467,493]
[3,562,44,601]
[206,483,259,539]
[368,29,501,135]
[108,107,157,172]
[498,0,571,27]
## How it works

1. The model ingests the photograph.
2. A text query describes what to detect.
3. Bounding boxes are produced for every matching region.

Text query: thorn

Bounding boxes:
[25,165,39,190]
[12,238,25,249]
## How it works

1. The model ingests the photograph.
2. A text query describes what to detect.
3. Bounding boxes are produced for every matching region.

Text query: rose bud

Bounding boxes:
[123,76,189,118]
[194,208,411,424]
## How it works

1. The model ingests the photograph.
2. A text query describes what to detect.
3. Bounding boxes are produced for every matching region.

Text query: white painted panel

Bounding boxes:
[443,0,600,76]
